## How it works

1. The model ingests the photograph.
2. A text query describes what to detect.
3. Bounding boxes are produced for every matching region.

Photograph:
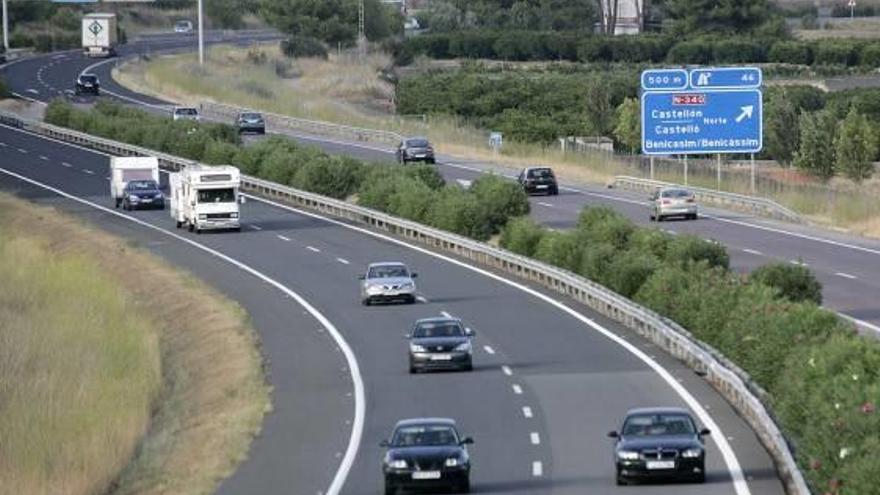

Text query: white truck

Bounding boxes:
[82,13,118,58]
[110,157,160,208]
[169,165,244,233]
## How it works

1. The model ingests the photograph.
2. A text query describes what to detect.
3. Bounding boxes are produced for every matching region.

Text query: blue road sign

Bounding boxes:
[641,69,689,91]
[641,89,762,155]
[689,67,762,90]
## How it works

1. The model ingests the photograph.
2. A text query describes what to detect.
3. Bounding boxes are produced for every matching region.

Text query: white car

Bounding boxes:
[359,262,418,305]
[172,106,200,122]
[174,20,193,34]
[650,187,698,221]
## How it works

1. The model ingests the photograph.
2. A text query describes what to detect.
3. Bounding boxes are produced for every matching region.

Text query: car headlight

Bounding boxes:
[617,451,640,460]
[682,448,703,458]
[128,195,139,201]
[198,214,207,220]
[400,281,414,289]
[445,458,460,467]
[454,341,472,353]
[154,192,164,199]
[388,459,407,469]
[366,283,383,293]
[410,344,427,353]
[230,212,239,219]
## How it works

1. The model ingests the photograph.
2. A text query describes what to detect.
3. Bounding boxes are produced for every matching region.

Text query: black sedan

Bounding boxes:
[381,418,473,494]
[396,137,435,164]
[75,74,100,95]
[236,111,265,134]
[517,167,559,195]
[608,407,710,485]
[407,317,474,373]
[122,180,165,210]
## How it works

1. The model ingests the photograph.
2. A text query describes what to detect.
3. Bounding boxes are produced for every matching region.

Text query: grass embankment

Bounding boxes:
[114,44,880,236]
[0,193,269,495]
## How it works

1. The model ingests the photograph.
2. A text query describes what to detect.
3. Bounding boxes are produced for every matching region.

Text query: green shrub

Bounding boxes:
[665,235,730,269]
[426,187,488,239]
[712,39,765,63]
[667,40,713,64]
[533,230,582,271]
[280,36,328,59]
[385,178,436,222]
[859,43,880,68]
[605,250,660,298]
[292,156,364,199]
[814,41,859,66]
[499,217,546,257]
[576,207,634,249]
[44,100,74,127]
[751,262,823,304]
[769,41,813,65]
[470,174,530,234]
[202,141,240,165]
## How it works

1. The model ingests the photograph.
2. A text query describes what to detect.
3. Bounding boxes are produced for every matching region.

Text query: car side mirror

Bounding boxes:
[411,273,418,278]
[239,196,246,204]
[358,274,366,280]
[465,328,475,336]
[404,333,411,339]
[460,437,474,445]
[607,431,619,438]
[379,439,390,447]
[699,428,711,436]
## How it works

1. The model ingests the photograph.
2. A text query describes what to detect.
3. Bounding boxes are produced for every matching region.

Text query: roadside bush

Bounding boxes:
[498,217,545,257]
[292,155,364,199]
[769,41,814,65]
[202,141,240,165]
[470,174,530,231]
[0,78,9,99]
[533,230,582,272]
[280,36,328,59]
[712,39,766,64]
[751,262,823,304]
[665,235,730,269]
[666,40,713,64]
[860,43,880,68]
[814,40,859,66]
[605,250,661,298]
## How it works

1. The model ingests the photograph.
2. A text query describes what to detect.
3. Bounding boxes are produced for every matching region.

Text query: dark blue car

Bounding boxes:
[122,180,165,210]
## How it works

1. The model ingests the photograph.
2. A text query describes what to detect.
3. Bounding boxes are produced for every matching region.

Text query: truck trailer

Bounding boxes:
[169,165,244,233]
[110,156,160,208]
[82,13,118,58]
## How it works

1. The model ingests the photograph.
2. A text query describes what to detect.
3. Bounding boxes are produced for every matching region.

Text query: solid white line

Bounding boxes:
[82,169,94,175]
[512,384,523,395]
[250,225,262,231]
[838,313,880,335]
[440,311,453,318]
[532,461,543,477]
[62,162,72,167]
[25,88,38,94]
[522,406,533,418]
[81,58,174,111]
[789,259,807,266]
[530,432,541,445]
[537,202,553,208]
[306,245,321,252]
[39,155,49,161]
[483,345,496,355]
[0,142,5,147]
[277,235,291,241]
[501,365,513,376]
[415,295,428,303]
[336,257,350,265]
[742,248,763,256]
[835,272,857,280]
[17,148,27,153]
[0,165,365,495]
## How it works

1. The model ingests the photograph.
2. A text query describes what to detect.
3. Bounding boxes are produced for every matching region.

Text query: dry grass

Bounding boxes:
[0,193,269,495]
[114,44,880,237]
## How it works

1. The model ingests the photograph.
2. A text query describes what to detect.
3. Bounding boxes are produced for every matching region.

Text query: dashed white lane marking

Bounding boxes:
[530,432,541,445]
[440,311,453,318]
[742,248,763,256]
[39,155,49,161]
[277,234,291,241]
[26,89,39,94]
[512,384,523,395]
[483,345,496,355]
[82,169,94,175]
[306,246,321,252]
[105,177,110,181]
[62,162,72,167]
[17,148,27,153]
[664,229,678,235]
[501,365,513,376]
[336,257,350,265]
[532,461,543,477]
[415,295,428,304]
[0,142,6,147]
[835,272,857,280]
[537,202,554,208]
[522,406,533,418]
[790,259,808,266]
[250,225,262,231]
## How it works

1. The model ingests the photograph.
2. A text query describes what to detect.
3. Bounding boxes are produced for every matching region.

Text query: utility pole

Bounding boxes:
[198,0,204,65]
[358,0,366,60]
[2,0,8,53]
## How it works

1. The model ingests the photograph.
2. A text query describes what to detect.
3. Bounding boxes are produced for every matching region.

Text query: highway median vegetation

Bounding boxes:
[0,193,269,495]
[500,208,880,494]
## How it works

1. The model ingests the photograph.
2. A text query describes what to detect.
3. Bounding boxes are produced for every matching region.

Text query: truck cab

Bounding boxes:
[169,165,244,233]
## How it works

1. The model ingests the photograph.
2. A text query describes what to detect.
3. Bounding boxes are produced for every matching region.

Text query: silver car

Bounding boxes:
[650,187,698,221]
[172,106,200,122]
[360,262,418,305]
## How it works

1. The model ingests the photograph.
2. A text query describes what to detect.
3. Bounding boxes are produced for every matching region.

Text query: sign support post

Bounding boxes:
[649,156,654,180]
[750,153,756,195]
[2,0,7,52]
[684,155,688,186]
[197,0,204,65]
[716,154,721,190]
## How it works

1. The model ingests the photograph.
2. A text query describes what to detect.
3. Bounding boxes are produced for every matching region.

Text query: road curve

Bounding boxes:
[0,116,786,495]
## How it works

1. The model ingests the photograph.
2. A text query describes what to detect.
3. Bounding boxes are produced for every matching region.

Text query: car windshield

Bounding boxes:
[197,188,235,203]
[392,425,459,447]
[127,180,158,191]
[241,113,262,120]
[406,139,429,148]
[622,413,696,437]
[80,75,97,83]
[368,265,409,279]
[413,321,465,338]
[527,168,554,179]
[176,21,190,28]
[175,108,198,116]
[661,189,692,199]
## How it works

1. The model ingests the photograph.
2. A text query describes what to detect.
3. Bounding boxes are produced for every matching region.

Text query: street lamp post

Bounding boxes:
[2,0,9,53]
[198,0,204,65]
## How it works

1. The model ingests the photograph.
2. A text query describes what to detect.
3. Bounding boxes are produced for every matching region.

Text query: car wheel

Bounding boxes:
[656,214,664,222]
[115,198,121,208]
[409,364,417,374]
[649,213,655,221]
[616,473,628,486]
[427,158,435,164]
[462,360,473,372]
[188,222,194,233]
[692,469,706,483]
[362,297,371,306]
[690,213,698,220]
[458,478,471,493]
[549,186,559,195]
[384,482,396,495]
[175,220,182,229]
[407,295,417,304]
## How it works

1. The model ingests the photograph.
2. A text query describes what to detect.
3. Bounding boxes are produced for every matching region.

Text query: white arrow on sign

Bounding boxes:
[735,105,754,123]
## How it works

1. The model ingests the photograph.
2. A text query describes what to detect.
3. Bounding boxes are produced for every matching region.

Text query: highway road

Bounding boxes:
[0,117,786,493]
[5,39,876,334]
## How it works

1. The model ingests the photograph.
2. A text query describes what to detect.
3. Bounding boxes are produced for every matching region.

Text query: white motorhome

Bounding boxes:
[169,165,244,233]
[82,13,118,58]
[110,156,160,208]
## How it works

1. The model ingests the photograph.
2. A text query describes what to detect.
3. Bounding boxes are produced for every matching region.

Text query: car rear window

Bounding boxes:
[175,108,198,115]
[406,139,429,147]
[527,168,554,179]
[241,113,262,120]
[80,75,97,83]
[661,189,692,198]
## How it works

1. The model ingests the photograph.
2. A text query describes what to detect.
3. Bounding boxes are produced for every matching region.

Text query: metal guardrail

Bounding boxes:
[200,101,404,145]
[2,110,811,495]
[609,176,804,224]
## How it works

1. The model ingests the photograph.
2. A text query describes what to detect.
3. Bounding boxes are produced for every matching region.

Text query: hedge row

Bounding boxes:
[393,30,880,67]
[500,209,878,495]
[43,100,525,240]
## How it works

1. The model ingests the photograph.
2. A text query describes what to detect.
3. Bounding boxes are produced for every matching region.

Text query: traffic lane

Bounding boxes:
[0,166,353,495]
[0,130,777,495]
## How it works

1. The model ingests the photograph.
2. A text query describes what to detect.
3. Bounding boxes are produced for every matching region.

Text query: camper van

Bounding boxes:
[169,165,244,233]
